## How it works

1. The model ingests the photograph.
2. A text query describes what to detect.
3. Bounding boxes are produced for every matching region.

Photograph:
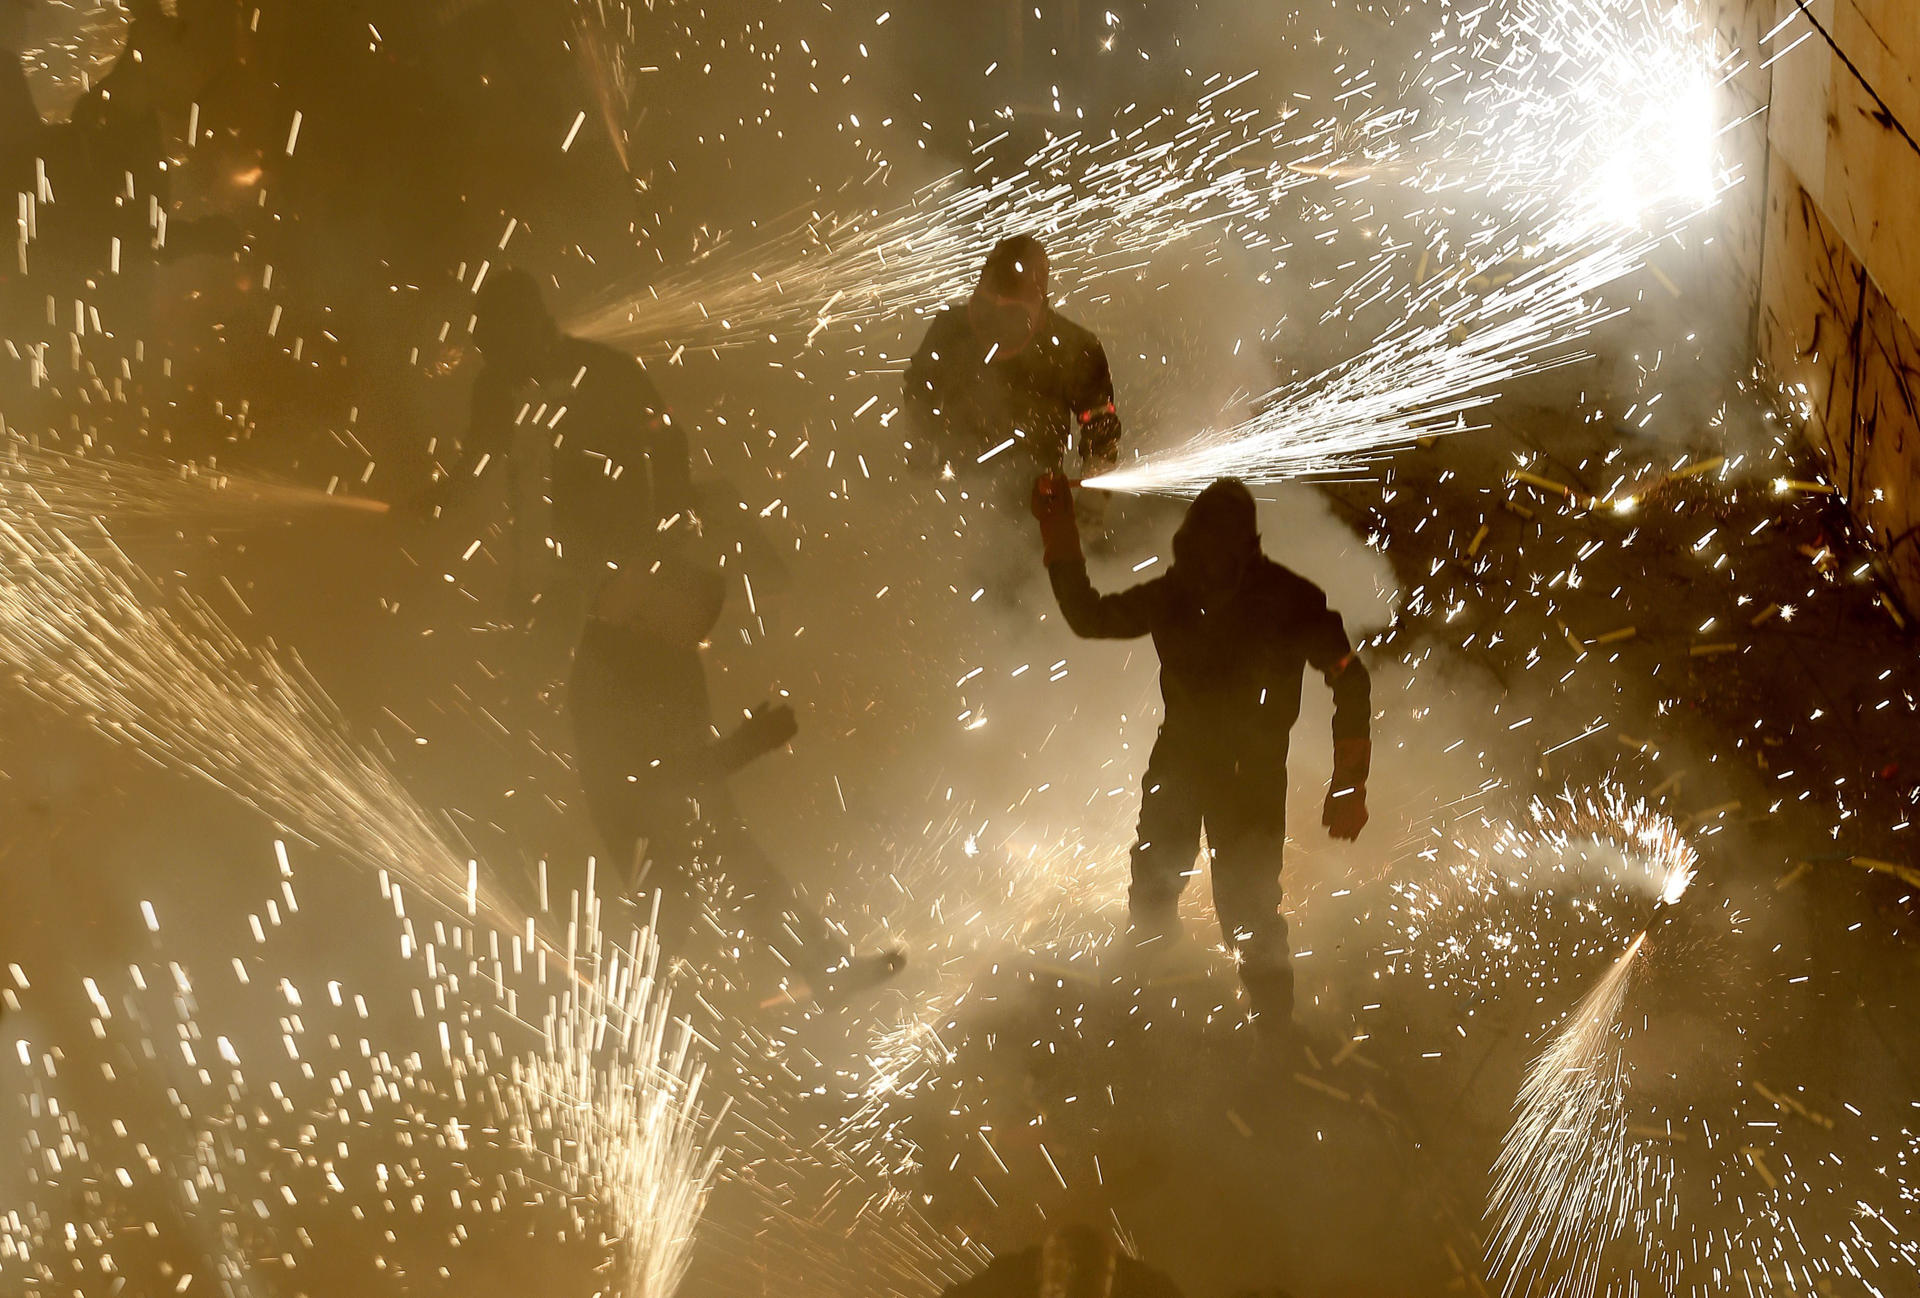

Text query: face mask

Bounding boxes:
[1173,532,1253,608]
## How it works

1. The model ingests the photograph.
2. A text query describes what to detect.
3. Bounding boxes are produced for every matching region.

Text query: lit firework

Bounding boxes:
[1377,786,1699,1296]
[1085,224,1648,494]
[1486,929,1649,1298]
[0,442,389,539]
[508,892,728,1298]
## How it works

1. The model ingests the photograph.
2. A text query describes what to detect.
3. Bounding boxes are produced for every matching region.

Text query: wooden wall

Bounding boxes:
[1754,0,1920,609]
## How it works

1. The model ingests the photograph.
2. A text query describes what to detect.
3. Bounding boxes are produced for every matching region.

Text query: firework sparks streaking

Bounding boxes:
[509,891,728,1298]
[568,101,1328,357]
[0,442,389,537]
[1466,786,1694,1297]
[0,515,505,929]
[1085,224,1646,494]
[1486,929,1649,1298]
[1088,0,1740,496]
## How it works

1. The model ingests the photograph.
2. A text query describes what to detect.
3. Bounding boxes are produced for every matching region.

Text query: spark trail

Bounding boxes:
[1086,222,1649,494]
[0,515,505,928]
[569,101,1325,357]
[1089,0,1741,495]
[0,442,389,538]
[1487,930,1649,1298]
[1468,787,1695,1297]
[0,518,983,1297]
[571,0,647,174]
[509,894,728,1298]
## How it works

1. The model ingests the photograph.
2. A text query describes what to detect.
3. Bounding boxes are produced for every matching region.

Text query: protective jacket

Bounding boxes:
[904,304,1121,482]
[1048,555,1371,756]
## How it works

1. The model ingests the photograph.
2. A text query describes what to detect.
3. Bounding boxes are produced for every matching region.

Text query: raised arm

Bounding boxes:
[1030,475,1158,639]
[419,365,518,513]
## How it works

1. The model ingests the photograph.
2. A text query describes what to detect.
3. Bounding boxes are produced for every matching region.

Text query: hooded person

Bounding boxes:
[418,267,692,581]
[1028,473,1372,1043]
[567,546,902,1002]
[903,235,1122,497]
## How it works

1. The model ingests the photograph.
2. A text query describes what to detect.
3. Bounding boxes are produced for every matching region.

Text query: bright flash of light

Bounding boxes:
[1486,929,1649,1298]
[1449,0,1732,231]
[1089,0,1739,496]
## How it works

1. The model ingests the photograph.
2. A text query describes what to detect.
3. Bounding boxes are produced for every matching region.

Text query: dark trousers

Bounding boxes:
[1129,732,1294,1023]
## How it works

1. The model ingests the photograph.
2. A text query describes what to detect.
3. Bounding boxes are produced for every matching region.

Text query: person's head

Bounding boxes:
[1038,1225,1120,1298]
[593,552,727,648]
[967,234,1048,355]
[472,267,559,379]
[1171,478,1259,607]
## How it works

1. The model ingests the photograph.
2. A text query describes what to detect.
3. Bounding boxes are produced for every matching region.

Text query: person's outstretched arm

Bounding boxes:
[1304,597,1372,840]
[415,365,517,515]
[1030,474,1157,639]
[710,701,798,775]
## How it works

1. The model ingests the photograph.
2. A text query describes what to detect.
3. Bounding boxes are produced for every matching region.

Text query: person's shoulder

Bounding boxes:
[919,303,968,340]
[1107,568,1174,607]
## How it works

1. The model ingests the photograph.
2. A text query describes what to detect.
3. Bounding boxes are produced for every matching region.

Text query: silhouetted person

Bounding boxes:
[36,1,174,282]
[905,235,1121,495]
[1030,475,1372,1041]
[1,0,37,289]
[28,0,236,339]
[941,1226,1184,1298]
[423,268,692,575]
[568,553,900,999]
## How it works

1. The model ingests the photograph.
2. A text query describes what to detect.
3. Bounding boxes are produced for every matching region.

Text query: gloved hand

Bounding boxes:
[739,700,799,757]
[1030,473,1083,566]
[1322,737,1371,841]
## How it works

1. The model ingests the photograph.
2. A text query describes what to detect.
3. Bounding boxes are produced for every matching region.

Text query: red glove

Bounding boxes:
[1323,738,1370,841]
[1030,473,1083,566]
